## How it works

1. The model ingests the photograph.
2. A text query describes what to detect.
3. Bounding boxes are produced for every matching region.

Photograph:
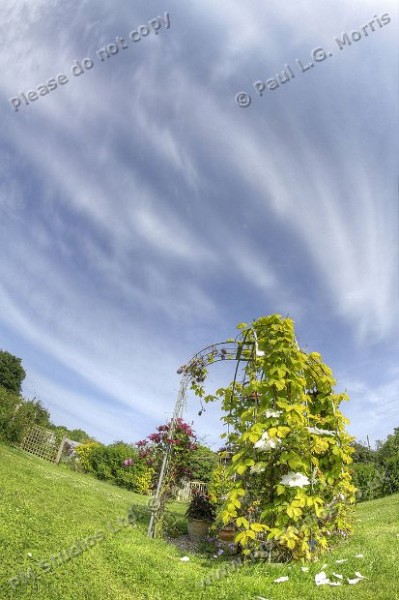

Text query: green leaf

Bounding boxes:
[236,463,247,475]
[250,522,265,532]
[276,485,286,496]
[236,517,249,529]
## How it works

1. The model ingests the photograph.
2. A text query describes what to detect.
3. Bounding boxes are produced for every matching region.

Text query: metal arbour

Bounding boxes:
[147,327,263,538]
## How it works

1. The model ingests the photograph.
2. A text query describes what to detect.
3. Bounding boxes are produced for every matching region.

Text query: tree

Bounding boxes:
[188,444,218,482]
[0,350,26,394]
[376,427,399,462]
[68,428,94,443]
[376,427,399,494]
[351,440,376,463]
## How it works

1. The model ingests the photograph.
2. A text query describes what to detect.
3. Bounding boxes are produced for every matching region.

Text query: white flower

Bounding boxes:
[180,556,190,562]
[265,409,282,418]
[250,463,266,474]
[254,432,280,451]
[280,471,310,488]
[306,427,335,436]
[273,576,289,583]
[301,567,309,572]
[256,350,265,357]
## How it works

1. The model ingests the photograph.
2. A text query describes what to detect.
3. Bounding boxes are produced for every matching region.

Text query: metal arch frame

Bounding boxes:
[147,328,261,538]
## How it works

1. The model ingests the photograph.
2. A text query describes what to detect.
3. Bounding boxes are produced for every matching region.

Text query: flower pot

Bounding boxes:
[187,518,213,540]
[218,525,236,543]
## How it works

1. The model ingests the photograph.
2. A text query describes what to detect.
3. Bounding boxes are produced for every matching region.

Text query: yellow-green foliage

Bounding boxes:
[194,315,357,561]
[208,461,232,505]
[134,466,154,495]
[75,441,102,472]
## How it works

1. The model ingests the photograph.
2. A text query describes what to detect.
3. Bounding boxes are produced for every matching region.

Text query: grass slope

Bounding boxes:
[0,443,398,599]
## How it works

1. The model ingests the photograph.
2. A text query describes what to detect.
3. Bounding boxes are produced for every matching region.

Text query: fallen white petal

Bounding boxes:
[27,552,33,558]
[347,578,362,585]
[355,554,364,558]
[333,573,343,579]
[273,576,289,583]
[321,563,328,570]
[301,567,309,572]
[180,556,190,562]
[335,559,348,564]
[315,571,329,585]
[354,572,367,580]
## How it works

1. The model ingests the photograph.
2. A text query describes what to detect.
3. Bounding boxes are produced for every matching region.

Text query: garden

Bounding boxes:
[0,314,398,599]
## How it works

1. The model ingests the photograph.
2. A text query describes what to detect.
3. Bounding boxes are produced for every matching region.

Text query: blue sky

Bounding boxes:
[1,0,398,450]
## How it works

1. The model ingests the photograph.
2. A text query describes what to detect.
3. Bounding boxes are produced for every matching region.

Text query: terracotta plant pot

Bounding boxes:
[187,518,213,540]
[218,525,236,543]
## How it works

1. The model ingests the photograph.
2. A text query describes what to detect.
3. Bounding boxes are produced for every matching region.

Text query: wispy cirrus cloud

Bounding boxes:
[0,0,397,446]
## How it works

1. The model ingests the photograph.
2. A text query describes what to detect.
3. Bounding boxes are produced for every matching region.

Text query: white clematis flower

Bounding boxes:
[254,431,280,451]
[306,426,335,436]
[265,409,282,418]
[280,471,310,488]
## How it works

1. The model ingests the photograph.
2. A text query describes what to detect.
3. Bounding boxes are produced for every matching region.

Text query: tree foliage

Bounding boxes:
[0,387,50,444]
[350,427,399,500]
[0,350,26,394]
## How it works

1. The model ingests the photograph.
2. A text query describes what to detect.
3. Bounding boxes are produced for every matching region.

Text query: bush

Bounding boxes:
[0,387,50,445]
[75,442,103,472]
[75,441,153,494]
[0,386,21,442]
[351,462,386,501]
[383,456,399,494]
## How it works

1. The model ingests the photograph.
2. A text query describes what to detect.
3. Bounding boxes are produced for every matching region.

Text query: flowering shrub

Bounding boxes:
[76,441,153,493]
[192,315,356,561]
[75,442,102,472]
[134,418,199,496]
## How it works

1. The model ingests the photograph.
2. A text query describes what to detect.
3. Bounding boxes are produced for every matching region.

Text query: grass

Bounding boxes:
[0,443,398,599]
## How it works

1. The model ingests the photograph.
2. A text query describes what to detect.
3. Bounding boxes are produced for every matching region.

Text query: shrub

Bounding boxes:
[75,442,103,472]
[0,385,21,442]
[0,387,50,445]
[351,462,386,501]
[382,456,399,494]
[75,441,153,494]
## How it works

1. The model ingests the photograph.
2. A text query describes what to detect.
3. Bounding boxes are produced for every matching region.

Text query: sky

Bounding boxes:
[0,0,398,451]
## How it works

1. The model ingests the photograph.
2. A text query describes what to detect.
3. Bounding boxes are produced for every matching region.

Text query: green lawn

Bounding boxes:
[0,443,398,599]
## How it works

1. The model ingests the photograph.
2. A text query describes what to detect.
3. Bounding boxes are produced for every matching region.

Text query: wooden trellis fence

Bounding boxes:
[20,425,66,464]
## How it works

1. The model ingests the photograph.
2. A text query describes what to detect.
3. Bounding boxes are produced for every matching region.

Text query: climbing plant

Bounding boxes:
[192,315,356,561]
